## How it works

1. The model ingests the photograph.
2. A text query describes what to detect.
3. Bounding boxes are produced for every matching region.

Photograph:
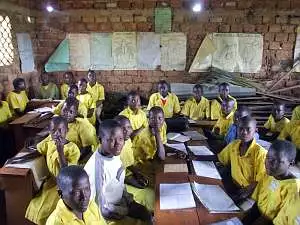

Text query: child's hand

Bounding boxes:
[54,136,64,152]
[135,173,149,187]
[151,126,159,136]
[176,151,187,160]
[214,127,221,135]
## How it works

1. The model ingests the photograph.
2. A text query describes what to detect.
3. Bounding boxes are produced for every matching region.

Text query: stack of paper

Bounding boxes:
[164,164,189,173]
[160,183,196,210]
[167,132,190,143]
[209,217,243,225]
[34,107,53,113]
[166,143,187,154]
[182,131,207,141]
[192,160,221,180]
[192,182,240,213]
[188,145,214,156]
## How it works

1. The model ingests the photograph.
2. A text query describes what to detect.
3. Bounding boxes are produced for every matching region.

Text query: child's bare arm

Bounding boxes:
[154,128,165,161]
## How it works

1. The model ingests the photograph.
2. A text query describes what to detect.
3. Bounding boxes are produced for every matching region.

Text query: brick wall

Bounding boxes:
[3,0,300,97]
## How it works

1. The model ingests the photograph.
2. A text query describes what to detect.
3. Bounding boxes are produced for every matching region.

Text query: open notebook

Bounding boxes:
[164,164,189,173]
[167,133,190,143]
[166,143,187,154]
[192,182,240,213]
[160,183,196,210]
[188,145,214,156]
[192,160,221,180]
[182,131,207,141]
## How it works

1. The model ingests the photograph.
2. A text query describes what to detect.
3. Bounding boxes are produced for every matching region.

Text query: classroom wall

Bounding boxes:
[2,0,300,97]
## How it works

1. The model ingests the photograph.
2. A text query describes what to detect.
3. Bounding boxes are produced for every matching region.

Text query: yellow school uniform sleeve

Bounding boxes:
[292,106,300,121]
[273,195,300,225]
[278,122,291,140]
[36,135,52,155]
[6,91,29,112]
[146,93,156,111]
[96,83,105,101]
[78,118,98,148]
[218,141,236,166]
[264,115,273,130]
[161,122,167,144]
[210,99,221,120]
[253,147,268,183]
[172,93,181,114]
[53,102,63,115]
[204,97,211,119]
[120,139,135,168]
[0,101,12,123]
[60,84,69,100]
[181,99,192,117]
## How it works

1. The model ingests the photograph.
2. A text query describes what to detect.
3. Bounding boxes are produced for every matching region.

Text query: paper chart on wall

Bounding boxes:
[293,27,300,72]
[160,33,187,71]
[90,33,113,70]
[112,32,137,70]
[137,32,161,70]
[68,33,91,71]
[16,33,35,73]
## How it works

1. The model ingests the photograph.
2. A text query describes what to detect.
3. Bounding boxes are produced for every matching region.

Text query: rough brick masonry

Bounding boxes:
[1,0,300,97]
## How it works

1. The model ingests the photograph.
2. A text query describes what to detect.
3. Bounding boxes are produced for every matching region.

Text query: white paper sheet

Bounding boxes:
[160,183,196,210]
[182,131,207,141]
[16,33,35,73]
[188,146,214,156]
[192,160,221,180]
[166,143,187,154]
[167,133,190,143]
[256,139,271,150]
[164,164,188,173]
[34,107,53,113]
[192,182,240,213]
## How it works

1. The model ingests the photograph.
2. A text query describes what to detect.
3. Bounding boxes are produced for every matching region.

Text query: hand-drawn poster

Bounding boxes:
[137,32,160,70]
[112,32,137,70]
[45,39,70,72]
[155,7,172,33]
[90,33,113,70]
[16,33,35,73]
[160,33,187,71]
[293,27,300,72]
[68,33,91,71]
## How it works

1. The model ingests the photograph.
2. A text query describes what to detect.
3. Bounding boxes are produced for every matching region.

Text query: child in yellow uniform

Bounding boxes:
[181,84,210,121]
[292,105,300,121]
[77,78,96,125]
[262,102,290,141]
[53,85,88,118]
[60,98,98,156]
[38,72,59,99]
[6,77,29,115]
[46,165,106,225]
[25,116,80,225]
[84,119,152,225]
[243,140,300,224]
[0,100,12,124]
[210,82,237,120]
[119,91,148,138]
[60,72,74,100]
[87,70,105,124]
[115,115,154,212]
[218,116,267,202]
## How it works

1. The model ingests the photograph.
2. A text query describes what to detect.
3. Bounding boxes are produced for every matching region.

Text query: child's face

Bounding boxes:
[17,81,26,91]
[64,73,73,85]
[149,111,164,129]
[272,105,285,120]
[193,87,202,101]
[50,121,67,142]
[219,85,229,99]
[128,95,141,111]
[101,127,124,156]
[78,81,87,94]
[41,73,49,85]
[265,148,291,177]
[121,120,133,141]
[234,110,249,124]
[221,100,234,115]
[238,120,256,143]
[61,175,91,213]
[61,104,78,123]
[87,72,96,84]
[68,88,78,98]
[158,83,169,97]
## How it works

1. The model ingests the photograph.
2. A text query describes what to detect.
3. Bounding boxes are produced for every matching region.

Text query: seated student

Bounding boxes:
[46,165,106,225]
[77,78,96,125]
[119,91,148,138]
[60,97,98,156]
[53,85,88,118]
[25,116,80,225]
[87,70,105,124]
[291,105,300,121]
[243,140,299,225]
[6,77,29,116]
[38,72,59,100]
[211,82,237,120]
[218,116,267,202]
[84,119,152,224]
[181,84,210,121]
[60,72,74,100]
[115,115,154,212]
[0,98,12,125]
[261,102,290,141]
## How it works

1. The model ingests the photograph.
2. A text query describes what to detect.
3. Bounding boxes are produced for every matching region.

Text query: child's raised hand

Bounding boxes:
[176,151,187,160]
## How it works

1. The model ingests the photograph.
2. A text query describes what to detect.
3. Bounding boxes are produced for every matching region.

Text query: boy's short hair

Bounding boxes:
[13,78,25,88]
[57,165,88,191]
[88,69,96,75]
[64,97,79,109]
[64,71,74,76]
[193,84,203,92]
[274,101,285,109]
[270,140,296,162]
[51,116,67,128]
[239,115,257,127]
[237,105,251,115]
[69,84,78,91]
[127,91,139,100]
[114,115,130,124]
[98,119,122,139]
[219,82,230,88]
[158,80,169,86]
[149,106,164,116]
[79,78,88,84]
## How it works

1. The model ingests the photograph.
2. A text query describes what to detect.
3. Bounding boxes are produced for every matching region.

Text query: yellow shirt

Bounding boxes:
[6,90,29,113]
[120,139,135,168]
[53,101,88,118]
[252,175,300,220]
[273,194,300,225]
[278,120,300,149]
[218,139,267,188]
[147,92,181,118]
[67,118,98,149]
[77,93,95,110]
[0,101,12,123]
[292,106,300,121]
[119,107,148,130]
[264,115,290,133]
[60,83,69,100]
[133,125,167,163]
[87,82,105,104]
[39,83,59,99]
[37,135,80,176]
[46,199,106,225]
[212,111,234,135]
[181,96,210,120]
[210,95,237,120]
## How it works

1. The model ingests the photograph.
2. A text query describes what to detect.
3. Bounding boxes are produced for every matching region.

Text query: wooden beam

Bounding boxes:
[268,84,300,94]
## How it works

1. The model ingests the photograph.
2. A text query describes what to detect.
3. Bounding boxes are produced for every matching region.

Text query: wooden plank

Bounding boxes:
[269,84,300,94]
[257,91,300,103]
[10,113,40,125]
